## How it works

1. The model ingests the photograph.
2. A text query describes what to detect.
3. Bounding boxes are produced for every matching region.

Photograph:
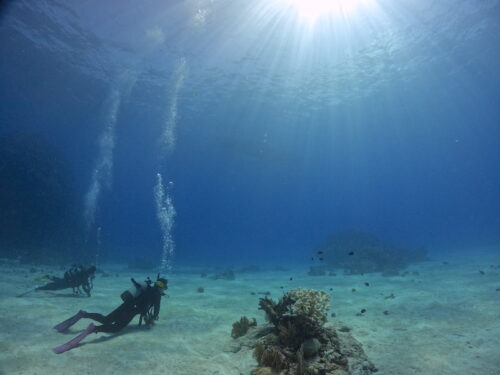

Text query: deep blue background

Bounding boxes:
[1,0,499,266]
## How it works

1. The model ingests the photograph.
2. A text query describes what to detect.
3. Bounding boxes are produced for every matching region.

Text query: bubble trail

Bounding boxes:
[154,173,176,273]
[83,88,121,234]
[154,58,187,272]
[160,58,187,157]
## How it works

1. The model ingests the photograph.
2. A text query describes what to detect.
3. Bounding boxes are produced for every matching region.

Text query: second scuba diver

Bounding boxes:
[52,274,168,354]
[17,264,96,297]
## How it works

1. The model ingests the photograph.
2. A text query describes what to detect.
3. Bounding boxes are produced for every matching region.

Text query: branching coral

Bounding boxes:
[260,347,288,370]
[253,342,266,363]
[287,288,330,325]
[278,321,300,348]
[231,316,257,338]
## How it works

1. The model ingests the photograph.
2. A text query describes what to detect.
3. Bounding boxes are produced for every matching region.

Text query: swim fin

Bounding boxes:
[53,310,87,332]
[53,323,95,354]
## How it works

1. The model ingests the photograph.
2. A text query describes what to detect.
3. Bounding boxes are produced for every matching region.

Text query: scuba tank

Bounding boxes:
[120,278,150,302]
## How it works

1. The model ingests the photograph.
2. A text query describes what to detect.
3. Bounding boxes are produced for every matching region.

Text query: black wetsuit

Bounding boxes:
[36,265,96,297]
[83,285,163,333]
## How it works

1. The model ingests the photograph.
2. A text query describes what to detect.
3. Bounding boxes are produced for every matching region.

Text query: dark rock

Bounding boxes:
[317,230,428,275]
[308,266,327,276]
[302,338,321,358]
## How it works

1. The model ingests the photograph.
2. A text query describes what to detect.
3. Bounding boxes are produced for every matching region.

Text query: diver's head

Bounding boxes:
[155,277,168,295]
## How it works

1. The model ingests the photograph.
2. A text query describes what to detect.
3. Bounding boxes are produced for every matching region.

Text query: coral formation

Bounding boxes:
[231,316,257,339]
[287,288,330,325]
[234,288,377,375]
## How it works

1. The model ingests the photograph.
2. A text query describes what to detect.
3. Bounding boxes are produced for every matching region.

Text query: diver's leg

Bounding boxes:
[82,312,108,324]
[94,313,135,333]
[36,279,66,291]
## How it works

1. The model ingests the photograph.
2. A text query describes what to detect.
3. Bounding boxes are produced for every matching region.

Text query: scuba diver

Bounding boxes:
[52,275,168,354]
[17,265,96,297]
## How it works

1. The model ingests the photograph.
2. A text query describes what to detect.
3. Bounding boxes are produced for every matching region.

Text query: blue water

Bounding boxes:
[0,0,499,267]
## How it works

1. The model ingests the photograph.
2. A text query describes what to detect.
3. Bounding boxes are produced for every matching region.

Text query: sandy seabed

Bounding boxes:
[1,251,499,375]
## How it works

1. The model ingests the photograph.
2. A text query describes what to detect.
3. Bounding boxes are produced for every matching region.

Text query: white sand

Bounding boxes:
[1,254,499,375]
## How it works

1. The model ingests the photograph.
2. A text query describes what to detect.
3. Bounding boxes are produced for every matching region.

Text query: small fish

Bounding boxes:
[348,251,354,256]
[364,282,370,287]
[317,251,324,255]
[383,310,389,315]
[352,288,356,292]
[384,293,395,299]
[496,287,500,292]
[329,287,333,291]
[250,292,256,295]
[479,270,485,275]
[280,286,284,289]
[331,312,336,318]
[289,277,293,281]
[311,257,314,261]
[319,257,324,261]
[360,309,366,314]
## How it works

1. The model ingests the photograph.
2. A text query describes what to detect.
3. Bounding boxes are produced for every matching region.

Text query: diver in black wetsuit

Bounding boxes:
[52,275,168,353]
[35,265,96,297]
[84,276,167,332]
